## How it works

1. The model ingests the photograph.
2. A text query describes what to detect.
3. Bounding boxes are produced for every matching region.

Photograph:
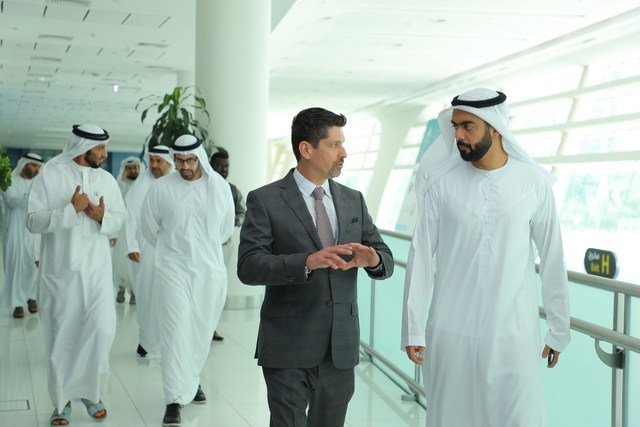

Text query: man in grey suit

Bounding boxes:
[238,107,394,427]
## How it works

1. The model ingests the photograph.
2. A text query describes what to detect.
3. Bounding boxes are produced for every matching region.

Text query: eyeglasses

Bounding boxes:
[175,157,198,166]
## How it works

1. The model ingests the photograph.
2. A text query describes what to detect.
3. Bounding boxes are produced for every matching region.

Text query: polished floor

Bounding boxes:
[0,295,427,427]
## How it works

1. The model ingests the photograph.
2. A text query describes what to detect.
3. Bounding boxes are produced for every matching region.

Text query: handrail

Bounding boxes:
[539,308,640,354]
[361,307,640,402]
[359,340,424,398]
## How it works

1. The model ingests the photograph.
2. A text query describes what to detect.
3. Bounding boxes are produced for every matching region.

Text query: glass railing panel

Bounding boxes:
[541,318,612,427]
[370,266,417,379]
[379,232,410,265]
[538,276,614,329]
[357,269,372,346]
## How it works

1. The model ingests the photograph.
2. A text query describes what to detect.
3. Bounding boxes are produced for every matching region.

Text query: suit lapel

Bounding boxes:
[280,170,324,249]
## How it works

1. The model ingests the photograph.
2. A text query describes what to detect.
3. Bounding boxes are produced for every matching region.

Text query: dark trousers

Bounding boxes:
[262,353,355,427]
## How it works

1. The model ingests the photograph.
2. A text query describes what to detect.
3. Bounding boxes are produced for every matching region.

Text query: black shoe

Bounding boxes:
[212,331,224,341]
[136,344,148,358]
[192,385,206,404]
[162,403,182,426]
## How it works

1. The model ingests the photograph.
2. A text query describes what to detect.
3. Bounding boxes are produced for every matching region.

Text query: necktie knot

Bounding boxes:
[312,186,324,201]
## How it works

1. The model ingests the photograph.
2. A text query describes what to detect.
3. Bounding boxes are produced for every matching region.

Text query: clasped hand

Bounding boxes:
[306,243,380,272]
[71,185,105,223]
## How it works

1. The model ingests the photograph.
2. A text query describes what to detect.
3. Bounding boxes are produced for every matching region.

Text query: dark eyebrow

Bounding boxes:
[451,120,476,126]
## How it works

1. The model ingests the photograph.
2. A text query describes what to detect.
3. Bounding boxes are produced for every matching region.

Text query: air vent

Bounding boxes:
[45,0,91,6]
[31,56,62,62]
[137,42,169,49]
[38,34,73,42]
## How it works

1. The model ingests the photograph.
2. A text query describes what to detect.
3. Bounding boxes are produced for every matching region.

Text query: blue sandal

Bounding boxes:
[80,399,107,422]
[50,405,71,426]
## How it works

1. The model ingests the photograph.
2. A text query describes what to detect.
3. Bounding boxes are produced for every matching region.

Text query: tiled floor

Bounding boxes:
[0,300,426,426]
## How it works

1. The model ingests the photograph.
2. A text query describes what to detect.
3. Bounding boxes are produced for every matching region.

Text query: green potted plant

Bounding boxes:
[136,86,213,153]
[0,147,12,191]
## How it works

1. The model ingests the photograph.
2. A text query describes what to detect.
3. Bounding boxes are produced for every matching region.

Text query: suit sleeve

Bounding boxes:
[237,189,310,286]
[358,191,394,280]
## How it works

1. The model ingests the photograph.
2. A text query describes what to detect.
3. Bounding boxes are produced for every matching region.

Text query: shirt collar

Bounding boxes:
[293,168,332,199]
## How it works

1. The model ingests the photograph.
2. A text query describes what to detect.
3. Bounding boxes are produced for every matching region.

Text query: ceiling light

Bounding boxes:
[113,84,119,93]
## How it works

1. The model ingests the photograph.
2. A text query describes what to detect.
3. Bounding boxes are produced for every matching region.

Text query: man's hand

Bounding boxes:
[405,346,425,366]
[71,185,90,213]
[305,245,354,271]
[128,252,141,263]
[342,243,379,270]
[542,345,560,368]
[85,196,105,224]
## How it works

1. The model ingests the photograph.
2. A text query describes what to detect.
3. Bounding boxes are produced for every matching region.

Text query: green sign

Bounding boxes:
[584,248,618,279]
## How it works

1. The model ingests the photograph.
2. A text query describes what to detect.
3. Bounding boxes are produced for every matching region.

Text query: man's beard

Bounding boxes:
[457,128,492,162]
[126,173,138,181]
[85,152,102,169]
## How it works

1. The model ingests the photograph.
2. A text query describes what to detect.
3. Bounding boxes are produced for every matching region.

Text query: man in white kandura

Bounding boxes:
[141,134,234,427]
[27,124,127,426]
[0,153,43,318]
[113,156,143,304]
[125,144,175,357]
[402,88,570,427]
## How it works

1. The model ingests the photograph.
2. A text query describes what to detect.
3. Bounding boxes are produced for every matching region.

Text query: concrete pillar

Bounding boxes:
[195,0,271,309]
[367,105,424,220]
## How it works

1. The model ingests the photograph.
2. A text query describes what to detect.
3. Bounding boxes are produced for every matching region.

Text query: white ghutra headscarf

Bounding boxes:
[11,153,43,179]
[415,88,555,205]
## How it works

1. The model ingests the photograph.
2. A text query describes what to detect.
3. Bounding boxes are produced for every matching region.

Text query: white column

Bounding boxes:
[367,105,424,220]
[196,0,271,309]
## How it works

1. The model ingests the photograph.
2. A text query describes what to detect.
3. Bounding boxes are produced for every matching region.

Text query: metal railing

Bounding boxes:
[359,230,640,427]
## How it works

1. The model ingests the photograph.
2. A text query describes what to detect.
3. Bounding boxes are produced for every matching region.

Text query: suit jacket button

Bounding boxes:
[326,300,333,306]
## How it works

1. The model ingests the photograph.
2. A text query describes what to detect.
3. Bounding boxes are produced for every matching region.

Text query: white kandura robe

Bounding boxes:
[124,170,170,352]
[27,161,127,411]
[111,180,135,292]
[0,176,39,307]
[141,172,234,405]
[402,158,570,427]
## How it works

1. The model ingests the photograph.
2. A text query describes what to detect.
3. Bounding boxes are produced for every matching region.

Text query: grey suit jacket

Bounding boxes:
[237,169,393,369]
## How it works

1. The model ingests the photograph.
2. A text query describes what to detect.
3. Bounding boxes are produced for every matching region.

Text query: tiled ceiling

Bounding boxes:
[1,0,639,152]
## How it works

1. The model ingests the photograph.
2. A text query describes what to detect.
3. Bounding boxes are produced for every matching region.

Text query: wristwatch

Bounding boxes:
[304,265,313,278]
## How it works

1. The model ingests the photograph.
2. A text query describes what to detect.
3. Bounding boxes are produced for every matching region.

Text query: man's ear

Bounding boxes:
[299,141,313,160]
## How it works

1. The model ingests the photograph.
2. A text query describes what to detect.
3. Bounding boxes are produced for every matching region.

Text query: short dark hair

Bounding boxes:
[291,107,347,161]
[210,151,229,163]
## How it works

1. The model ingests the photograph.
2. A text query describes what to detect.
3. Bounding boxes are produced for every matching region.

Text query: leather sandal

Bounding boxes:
[80,398,107,422]
[50,405,71,426]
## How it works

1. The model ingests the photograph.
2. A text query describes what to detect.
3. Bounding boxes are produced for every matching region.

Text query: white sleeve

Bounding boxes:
[97,178,127,236]
[219,182,235,243]
[124,207,140,254]
[26,175,81,234]
[401,188,439,350]
[531,182,571,352]
[140,184,160,247]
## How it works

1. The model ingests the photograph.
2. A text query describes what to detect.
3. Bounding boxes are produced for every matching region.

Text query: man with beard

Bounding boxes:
[125,145,174,357]
[141,135,234,426]
[27,124,127,426]
[209,150,246,341]
[237,107,394,426]
[0,153,43,318]
[113,156,142,304]
[402,88,570,427]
